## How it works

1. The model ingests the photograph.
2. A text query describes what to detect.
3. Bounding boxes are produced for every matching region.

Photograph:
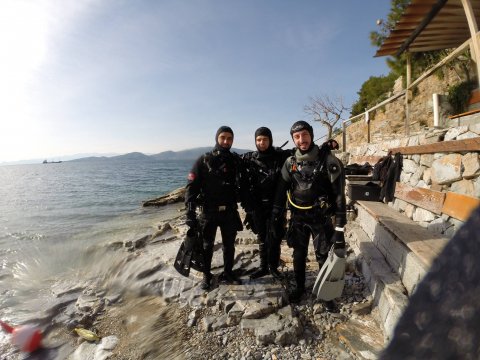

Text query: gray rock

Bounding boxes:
[413,208,435,222]
[420,154,434,167]
[462,153,480,179]
[70,341,97,360]
[143,187,186,207]
[202,315,216,332]
[98,335,118,351]
[76,295,98,312]
[243,301,274,319]
[212,314,229,330]
[431,154,462,184]
[450,179,476,197]
[457,131,478,140]
[351,301,373,316]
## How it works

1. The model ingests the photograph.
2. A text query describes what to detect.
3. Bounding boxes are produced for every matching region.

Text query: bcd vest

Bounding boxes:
[244,151,283,202]
[200,150,239,206]
[287,156,334,208]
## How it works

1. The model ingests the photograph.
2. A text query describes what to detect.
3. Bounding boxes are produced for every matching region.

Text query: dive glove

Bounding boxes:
[270,206,284,239]
[185,203,198,229]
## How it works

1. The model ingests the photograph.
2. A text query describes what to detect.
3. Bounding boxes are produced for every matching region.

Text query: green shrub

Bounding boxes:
[447,81,474,114]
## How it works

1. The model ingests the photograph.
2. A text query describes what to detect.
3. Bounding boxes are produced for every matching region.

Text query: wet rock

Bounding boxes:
[142,187,185,207]
[105,241,123,251]
[104,292,122,306]
[125,234,150,250]
[136,263,163,280]
[76,295,98,312]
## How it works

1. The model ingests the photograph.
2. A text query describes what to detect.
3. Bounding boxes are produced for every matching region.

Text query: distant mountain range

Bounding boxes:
[1,147,253,166]
[70,147,253,162]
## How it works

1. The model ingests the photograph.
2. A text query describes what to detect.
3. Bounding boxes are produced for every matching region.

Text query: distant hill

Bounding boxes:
[68,147,253,163]
[151,147,252,160]
[110,152,156,161]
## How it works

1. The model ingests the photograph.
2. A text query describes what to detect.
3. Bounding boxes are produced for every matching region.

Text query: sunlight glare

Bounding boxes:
[0,0,48,161]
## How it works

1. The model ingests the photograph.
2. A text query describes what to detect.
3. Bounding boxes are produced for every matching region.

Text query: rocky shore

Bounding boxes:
[1,189,384,360]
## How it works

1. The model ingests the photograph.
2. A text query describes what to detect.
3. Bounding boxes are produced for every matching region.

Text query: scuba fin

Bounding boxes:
[312,245,346,301]
[174,241,193,277]
[190,240,205,273]
[174,227,204,277]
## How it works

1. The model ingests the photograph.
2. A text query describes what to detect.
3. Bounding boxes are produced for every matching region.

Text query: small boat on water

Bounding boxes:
[42,160,62,164]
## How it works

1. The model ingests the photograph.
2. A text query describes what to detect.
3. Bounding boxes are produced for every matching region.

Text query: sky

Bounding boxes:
[0,0,392,163]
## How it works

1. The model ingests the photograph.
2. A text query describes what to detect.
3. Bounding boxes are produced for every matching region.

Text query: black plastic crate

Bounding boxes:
[347,182,382,201]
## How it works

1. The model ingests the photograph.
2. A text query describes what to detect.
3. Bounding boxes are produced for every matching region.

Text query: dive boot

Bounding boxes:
[288,286,305,304]
[270,267,282,281]
[249,267,269,280]
[324,300,339,313]
[200,272,212,290]
[223,271,242,285]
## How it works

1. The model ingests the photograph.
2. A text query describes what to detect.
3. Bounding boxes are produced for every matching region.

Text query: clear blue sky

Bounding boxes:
[0,0,391,163]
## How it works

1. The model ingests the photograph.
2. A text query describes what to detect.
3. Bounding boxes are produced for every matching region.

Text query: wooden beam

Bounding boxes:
[405,51,412,136]
[348,155,383,166]
[448,108,480,119]
[408,38,471,88]
[442,192,480,221]
[395,182,446,214]
[461,0,480,89]
[396,0,449,56]
[390,137,480,155]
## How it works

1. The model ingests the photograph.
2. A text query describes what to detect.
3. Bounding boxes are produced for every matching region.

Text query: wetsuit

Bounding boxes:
[185,145,243,288]
[273,144,346,301]
[241,146,291,277]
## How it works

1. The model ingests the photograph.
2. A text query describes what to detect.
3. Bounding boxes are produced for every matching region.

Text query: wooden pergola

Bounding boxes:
[375,0,480,135]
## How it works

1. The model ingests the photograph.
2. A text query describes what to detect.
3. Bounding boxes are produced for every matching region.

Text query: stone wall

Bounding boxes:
[345,124,480,238]
[337,68,463,150]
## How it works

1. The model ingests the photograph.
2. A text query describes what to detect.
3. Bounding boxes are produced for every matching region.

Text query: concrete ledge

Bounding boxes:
[347,223,408,341]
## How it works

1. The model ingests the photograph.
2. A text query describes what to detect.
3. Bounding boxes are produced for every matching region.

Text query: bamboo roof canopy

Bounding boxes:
[375,0,480,57]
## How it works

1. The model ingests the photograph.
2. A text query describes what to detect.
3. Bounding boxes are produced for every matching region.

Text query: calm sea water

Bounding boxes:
[0,158,192,332]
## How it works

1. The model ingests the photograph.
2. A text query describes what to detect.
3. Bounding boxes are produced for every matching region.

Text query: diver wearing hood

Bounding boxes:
[185,126,243,290]
[240,127,291,280]
[272,121,347,308]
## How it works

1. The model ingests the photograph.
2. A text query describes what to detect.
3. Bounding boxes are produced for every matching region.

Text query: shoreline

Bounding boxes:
[1,190,381,359]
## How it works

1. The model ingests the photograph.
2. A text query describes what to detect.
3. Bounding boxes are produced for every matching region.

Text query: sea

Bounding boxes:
[0,158,192,346]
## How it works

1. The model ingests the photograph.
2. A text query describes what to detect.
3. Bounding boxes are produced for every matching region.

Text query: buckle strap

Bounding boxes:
[202,204,236,212]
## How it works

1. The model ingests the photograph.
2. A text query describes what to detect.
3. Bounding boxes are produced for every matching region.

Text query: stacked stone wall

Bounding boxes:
[336,68,463,149]
[346,124,480,238]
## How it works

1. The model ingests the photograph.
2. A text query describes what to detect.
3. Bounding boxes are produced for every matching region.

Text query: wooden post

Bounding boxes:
[366,110,370,143]
[405,51,412,136]
[342,121,347,152]
[461,0,480,90]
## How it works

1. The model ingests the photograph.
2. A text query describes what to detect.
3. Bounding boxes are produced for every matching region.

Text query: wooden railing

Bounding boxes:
[341,38,473,152]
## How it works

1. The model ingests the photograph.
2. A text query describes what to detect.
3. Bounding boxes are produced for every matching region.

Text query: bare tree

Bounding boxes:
[304,94,350,140]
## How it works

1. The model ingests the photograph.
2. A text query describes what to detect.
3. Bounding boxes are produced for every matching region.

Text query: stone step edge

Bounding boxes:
[355,203,430,296]
[346,223,409,342]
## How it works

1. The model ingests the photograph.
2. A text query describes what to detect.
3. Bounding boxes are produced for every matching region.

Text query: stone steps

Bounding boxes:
[347,200,448,341]
[336,314,385,360]
[346,223,408,341]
